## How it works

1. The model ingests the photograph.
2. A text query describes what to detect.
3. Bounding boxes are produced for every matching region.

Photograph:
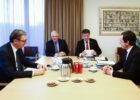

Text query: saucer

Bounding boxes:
[58,77,69,82]
[47,80,59,87]
[88,67,98,72]
[71,77,83,83]
[84,78,96,83]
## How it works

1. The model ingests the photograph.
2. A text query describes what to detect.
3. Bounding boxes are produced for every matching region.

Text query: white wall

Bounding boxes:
[83,0,140,61]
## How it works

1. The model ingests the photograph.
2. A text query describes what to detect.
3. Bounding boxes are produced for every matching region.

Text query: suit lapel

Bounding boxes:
[89,39,92,49]
[126,47,135,62]
[51,40,55,53]
[82,40,85,50]
[124,46,135,69]
[7,43,17,70]
[90,39,95,49]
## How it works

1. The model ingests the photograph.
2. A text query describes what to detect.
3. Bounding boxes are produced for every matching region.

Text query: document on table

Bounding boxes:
[96,60,115,65]
[95,56,106,61]
[85,50,94,57]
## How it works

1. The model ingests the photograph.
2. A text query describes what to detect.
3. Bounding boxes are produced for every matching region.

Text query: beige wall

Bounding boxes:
[83,0,140,61]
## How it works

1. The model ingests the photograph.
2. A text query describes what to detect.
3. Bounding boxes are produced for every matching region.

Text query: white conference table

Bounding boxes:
[0,56,140,100]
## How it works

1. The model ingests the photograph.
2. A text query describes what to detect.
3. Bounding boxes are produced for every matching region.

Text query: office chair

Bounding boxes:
[116,47,125,62]
[24,46,39,62]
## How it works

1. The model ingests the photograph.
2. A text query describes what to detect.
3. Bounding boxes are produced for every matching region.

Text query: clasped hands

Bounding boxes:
[54,51,66,57]
[102,65,113,76]
[58,51,66,57]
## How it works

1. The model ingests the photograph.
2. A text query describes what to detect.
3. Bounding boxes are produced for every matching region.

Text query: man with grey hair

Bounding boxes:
[45,30,69,57]
[0,29,46,85]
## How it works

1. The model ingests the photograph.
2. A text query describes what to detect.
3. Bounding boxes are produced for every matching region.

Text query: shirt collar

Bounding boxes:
[127,46,133,54]
[10,43,18,53]
[84,39,89,43]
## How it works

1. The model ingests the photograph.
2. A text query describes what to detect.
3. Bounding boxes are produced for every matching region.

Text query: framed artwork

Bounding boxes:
[99,7,140,35]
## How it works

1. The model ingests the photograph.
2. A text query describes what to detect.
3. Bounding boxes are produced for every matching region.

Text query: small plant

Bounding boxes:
[136,30,140,48]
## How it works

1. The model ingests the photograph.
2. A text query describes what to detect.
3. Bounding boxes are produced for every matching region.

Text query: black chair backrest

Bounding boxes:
[24,46,38,57]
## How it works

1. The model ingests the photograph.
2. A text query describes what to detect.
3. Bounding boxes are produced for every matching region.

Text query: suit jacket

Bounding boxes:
[112,45,140,84]
[45,39,69,56]
[75,38,102,56]
[0,42,37,83]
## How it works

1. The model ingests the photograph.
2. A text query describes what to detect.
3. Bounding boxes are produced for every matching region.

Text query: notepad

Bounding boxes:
[85,50,94,57]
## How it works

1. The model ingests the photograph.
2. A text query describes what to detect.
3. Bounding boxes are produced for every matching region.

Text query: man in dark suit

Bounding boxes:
[103,30,140,85]
[45,30,69,57]
[75,29,102,57]
[0,29,46,83]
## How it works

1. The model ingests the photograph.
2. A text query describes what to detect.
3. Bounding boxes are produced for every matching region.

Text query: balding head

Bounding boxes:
[51,30,59,42]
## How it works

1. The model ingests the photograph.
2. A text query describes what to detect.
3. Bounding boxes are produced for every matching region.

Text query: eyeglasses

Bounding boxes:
[19,39,27,43]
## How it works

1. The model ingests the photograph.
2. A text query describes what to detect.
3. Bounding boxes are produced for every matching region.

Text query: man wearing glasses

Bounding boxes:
[0,29,46,85]
[45,30,69,57]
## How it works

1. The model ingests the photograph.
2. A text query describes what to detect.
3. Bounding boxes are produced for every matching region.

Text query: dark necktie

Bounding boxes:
[54,42,59,53]
[16,51,22,71]
[124,50,128,61]
[85,41,89,50]
[123,50,128,67]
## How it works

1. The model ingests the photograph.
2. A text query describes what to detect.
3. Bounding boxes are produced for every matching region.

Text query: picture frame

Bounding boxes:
[99,7,140,35]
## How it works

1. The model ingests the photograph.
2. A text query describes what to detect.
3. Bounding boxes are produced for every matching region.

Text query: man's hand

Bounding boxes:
[80,50,86,57]
[59,51,66,57]
[102,66,113,75]
[37,64,47,71]
[93,50,97,56]
[33,67,46,76]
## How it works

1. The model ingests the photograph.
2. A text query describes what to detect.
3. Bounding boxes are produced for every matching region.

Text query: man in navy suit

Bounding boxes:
[75,29,102,57]
[0,29,46,83]
[45,31,69,57]
[103,30,140,85]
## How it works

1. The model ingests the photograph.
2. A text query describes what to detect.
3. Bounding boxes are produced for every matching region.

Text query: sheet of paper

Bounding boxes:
[85,50,94,57]
[97,60,115,65]
[95,56,106,61]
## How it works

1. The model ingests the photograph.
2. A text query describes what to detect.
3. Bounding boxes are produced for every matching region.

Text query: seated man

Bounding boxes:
[103,30,140,85]
[45,31,69,57]
[75,29,102,57]
[0,29,46,83]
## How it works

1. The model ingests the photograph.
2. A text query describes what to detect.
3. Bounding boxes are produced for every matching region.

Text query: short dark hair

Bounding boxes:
[82,29,90,34]
[10,29,26,42]
[121,30,136,46]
